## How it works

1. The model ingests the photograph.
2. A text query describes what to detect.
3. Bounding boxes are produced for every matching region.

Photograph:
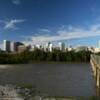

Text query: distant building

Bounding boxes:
[93,48,100,53]
[45,42,53,52]
[46,42,50,51]
[49,43,53,52]
[3,40,11,52]
[74,46,88,52]
[58,42,65,52]
[13,42,24,52]
[30,45,36,51]
[67,46,74,51]
[35,44,41,49]
[26,45,31,51]
[18,45,27,53]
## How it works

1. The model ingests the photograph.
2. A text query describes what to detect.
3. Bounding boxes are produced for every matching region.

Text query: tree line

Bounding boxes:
[0,49,91,64]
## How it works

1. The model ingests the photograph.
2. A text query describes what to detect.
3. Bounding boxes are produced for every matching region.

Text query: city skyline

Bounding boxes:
[1,0,100,49]
[2,39,66,53]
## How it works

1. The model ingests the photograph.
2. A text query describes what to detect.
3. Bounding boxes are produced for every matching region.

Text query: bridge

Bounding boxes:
[90,54,100,96]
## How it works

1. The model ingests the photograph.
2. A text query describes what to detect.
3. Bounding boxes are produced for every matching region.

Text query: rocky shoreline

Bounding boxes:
[0,84,98,100]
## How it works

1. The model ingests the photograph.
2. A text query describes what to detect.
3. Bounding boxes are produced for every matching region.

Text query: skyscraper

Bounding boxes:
[45,42,53,52]
[49,43,53,52]
[13,42,24,52]
[58,42,65,52]
[3,40,11,52]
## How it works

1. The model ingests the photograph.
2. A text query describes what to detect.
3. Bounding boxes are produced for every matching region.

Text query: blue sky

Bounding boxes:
[0,0,100,48]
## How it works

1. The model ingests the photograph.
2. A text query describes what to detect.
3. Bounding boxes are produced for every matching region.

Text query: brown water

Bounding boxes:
[0,63,95,96]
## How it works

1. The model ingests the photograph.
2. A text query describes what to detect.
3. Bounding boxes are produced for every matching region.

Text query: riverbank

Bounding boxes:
[0,50,91,64]
[0,61,90,65]
[0,84,98,100]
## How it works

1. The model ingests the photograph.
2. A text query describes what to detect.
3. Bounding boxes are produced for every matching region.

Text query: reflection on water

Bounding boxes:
[0,63,96,96]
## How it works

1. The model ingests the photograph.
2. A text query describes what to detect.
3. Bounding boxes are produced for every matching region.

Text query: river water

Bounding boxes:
[0,63,95,96]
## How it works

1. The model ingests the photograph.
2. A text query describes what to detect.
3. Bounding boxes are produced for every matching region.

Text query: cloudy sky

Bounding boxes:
[0,0,100,48]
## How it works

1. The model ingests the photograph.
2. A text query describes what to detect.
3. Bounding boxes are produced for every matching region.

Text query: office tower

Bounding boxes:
[46,42,51,48]
[18,45,27,53]
[49,43,53,52]
[13,42,24,52]
[58,42,65,52]
[45,42,53,52]
[45,42,50,51]
[3,40,11,52]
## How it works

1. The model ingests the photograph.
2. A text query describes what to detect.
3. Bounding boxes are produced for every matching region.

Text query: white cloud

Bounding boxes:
[90,24,100,31]
[12,0,21,5]
[38,28,51,33]
[3,19,25,30]
[22,24,100,46]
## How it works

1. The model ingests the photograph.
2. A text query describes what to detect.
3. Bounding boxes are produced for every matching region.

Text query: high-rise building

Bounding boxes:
[12,42,24,52]
[58,42,65,52]
[49,43,53,52]
[18,45,27,53]
[46,42,50,48]
[3,40,11,52]
[45,42,53,52]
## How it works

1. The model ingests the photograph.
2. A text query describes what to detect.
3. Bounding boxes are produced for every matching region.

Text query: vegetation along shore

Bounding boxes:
[0,49,91,64]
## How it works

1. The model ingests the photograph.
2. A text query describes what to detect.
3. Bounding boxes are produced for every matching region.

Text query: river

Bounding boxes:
[0,63,95,96]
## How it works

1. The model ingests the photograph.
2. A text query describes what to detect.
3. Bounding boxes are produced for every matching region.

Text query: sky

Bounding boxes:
[1,0,100,49]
